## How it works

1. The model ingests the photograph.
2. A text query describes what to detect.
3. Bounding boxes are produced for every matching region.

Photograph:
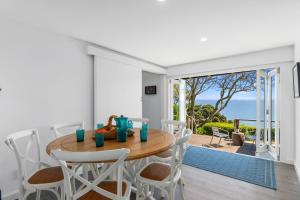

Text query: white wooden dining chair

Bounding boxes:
[51,121,85,138]
[136,129,192,200]
[121,118,149,189]
[161,120,186,136]
[50,120,103,190]
[128,118,149,128]
[150,120,186,163]
[51,148,132,200]
[5,129,64,200]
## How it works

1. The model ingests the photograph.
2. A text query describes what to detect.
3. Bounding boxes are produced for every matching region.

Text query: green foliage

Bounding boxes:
[173,104,179,121]
[187,104,227,124]
[197,122,276,141]
[197,122,256,137]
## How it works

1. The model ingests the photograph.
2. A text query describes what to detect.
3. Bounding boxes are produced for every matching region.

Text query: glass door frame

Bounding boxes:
[256,68,280,160]
[267,69,280,159]
[256,70,268,153]
[167,78,186,122]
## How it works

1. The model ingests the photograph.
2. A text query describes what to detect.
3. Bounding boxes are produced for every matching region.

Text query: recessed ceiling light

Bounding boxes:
[200,37,208,42]
[157,0,166,2]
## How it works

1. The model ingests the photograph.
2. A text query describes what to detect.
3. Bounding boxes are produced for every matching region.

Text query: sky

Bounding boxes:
[196,87,257,101]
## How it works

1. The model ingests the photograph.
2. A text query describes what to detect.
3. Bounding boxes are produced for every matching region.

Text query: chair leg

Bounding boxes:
[23,191,30,200]
[136,181,143,200]
[168,184,175,200]
[178,178,185,200]
[60,184,65,200]
[218,137,222,144]
[180,176,185,187]
[210,136,214,144]
[36,190,41,200]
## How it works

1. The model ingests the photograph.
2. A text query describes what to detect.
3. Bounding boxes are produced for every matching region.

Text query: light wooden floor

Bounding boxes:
[181,163,300,200]
[30,162,300,200]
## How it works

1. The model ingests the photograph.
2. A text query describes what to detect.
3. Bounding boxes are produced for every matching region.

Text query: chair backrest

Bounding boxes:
[170,128,192,178]
[5,129,42,191]
[51,148,130,200]
[161,120,186,136]
[51,121,85,138]
[128,118,149,128]
[212,127,220,135]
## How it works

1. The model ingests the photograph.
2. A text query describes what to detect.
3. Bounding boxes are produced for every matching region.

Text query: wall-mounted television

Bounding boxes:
[293,62,300,98]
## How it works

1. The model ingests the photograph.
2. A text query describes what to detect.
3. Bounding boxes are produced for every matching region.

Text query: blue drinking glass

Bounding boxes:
[76,129,85,142]
[140,124,149,142]
[97,123,104,129]
[117,127,128,142]
[95,133,104,147]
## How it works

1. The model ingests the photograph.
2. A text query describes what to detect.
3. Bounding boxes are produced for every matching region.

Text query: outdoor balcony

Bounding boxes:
[189,134,256,156]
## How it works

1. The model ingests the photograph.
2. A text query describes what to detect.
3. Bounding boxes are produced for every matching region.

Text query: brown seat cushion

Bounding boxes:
[79,181,127,200]
[140,163,171,181]
[155,149,172,158]
[28,166,63,184]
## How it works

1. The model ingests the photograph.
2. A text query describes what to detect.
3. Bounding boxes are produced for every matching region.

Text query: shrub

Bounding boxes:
[197,122,256,137]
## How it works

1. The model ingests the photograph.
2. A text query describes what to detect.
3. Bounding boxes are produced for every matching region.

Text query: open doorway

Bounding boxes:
[168,68,280,160]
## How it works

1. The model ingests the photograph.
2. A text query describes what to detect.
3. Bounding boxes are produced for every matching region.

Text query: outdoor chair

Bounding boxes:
[210,127,230,145]
[246,130,256,143]
[246,130,264,144]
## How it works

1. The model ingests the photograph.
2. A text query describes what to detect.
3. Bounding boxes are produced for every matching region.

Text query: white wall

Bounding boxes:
[0,18,166,198]
[87,46,166,127]
[277,62,295,164]
[167,46,295,164]
[0,18,94,198]
[142,71,165,129]
[167,46,294,78]
[93,56,142,125]
[294,42,300,178]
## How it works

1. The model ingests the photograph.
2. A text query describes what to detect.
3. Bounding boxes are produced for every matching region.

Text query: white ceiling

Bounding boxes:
[0,0,299,66]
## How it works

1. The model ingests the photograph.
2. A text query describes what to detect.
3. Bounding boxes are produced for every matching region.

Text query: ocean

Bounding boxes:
[196,99,263,126]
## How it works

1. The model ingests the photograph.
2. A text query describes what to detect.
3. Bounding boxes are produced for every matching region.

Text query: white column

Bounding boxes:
[256,70,261,152]
[267,75,272,146]
[168,79,174,120]
[274,69,280,158]
[264,75,268,145]
[179,79,186,122]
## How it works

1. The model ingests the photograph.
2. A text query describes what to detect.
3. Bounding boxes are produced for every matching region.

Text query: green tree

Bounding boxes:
[187,104,227,126]
[186,76,215,131]
[186,71,256,128]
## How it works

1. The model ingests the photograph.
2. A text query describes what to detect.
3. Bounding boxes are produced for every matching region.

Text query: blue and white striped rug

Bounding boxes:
[183,146,277,189]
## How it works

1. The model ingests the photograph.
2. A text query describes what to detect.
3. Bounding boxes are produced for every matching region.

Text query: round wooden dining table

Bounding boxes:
[46,128,175,161]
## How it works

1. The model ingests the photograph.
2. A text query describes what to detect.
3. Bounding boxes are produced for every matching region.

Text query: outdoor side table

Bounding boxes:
[232,132,245,146]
